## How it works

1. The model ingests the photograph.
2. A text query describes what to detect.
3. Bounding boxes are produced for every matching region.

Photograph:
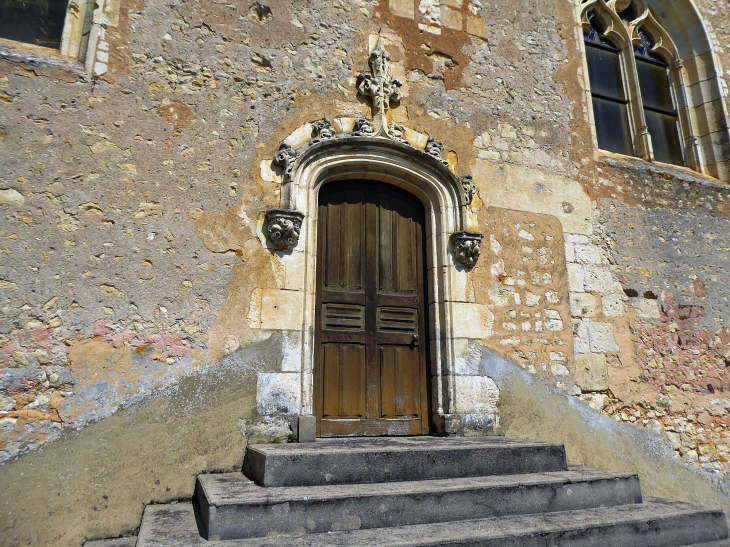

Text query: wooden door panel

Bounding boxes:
[396,206,416,293]
[315,181,429,437]
[377,194,418,296]
[322,343,366,418]
[380,345,421,417]
[323,191,365,293]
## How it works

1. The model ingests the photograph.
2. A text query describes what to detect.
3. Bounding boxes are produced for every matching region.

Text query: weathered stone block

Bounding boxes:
[260,289,304,331]
[455,375,499,414]
[573,244,603,265]
[389,0,415,18]
[256,372,301,415]
[574,354,609,392]
[632,298,661,320]
[476,166,593,235]
[466,14,487,38]
[570,292,598,317]
[587,321,619,353]
[573,318,591,354]
[567,264,585,293]
[297,415,316,443]
[583,267,618,295]
[451,302,494,339]
[601,293,625,318]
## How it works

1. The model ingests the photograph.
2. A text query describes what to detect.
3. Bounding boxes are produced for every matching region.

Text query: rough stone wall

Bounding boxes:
[0,0,729,544]
[589,162,730,476]
[478,207,573,381]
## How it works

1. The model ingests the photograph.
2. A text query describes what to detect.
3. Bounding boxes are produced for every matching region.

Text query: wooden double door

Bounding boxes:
[314,181,430,436]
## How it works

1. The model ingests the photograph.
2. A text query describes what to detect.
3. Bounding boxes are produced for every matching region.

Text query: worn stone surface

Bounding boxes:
[479,346,730,520]
[0,0,729,543]
[135,499,730,546]
[0,335,282,547]
[475,207,572,383]
[198,468,641,539]
[242,437,567,487]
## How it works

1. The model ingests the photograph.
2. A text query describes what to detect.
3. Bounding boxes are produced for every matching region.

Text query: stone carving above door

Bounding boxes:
[461,175,477,205]
[356,37,403,138]
[273,143,298,176]
[265,209,305,251]
[263,35,485,268]
[450,231,484,269]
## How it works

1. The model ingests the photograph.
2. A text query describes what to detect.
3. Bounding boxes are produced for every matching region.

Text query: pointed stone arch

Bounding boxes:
[578,0,730,178]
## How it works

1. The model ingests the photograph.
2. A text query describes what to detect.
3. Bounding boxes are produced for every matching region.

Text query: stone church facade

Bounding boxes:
[0,0,729,544]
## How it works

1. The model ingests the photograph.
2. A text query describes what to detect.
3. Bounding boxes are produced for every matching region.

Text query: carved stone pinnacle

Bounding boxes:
[356,37,403,138]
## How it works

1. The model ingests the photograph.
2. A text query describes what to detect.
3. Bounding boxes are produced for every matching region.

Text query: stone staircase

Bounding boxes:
[89,437,730,546]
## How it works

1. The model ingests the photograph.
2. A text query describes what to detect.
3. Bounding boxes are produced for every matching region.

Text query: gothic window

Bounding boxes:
[578,0,716,174]
[583,12,634,156]
[0,0,68,49]
[634,29,683,165]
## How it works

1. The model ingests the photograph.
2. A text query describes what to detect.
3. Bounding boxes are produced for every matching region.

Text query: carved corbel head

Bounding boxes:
[461,175,477,205]
[425,137,444,158]
[352,117,376,137]
[265,209,305,251]
[312,118,336,142]
[388,122,408,143]
[273,143,298,176]
[450,231,484,269]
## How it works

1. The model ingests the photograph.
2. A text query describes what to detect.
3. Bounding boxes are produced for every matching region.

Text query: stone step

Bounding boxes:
[243,436,567,487]
[196,467,641,540]
[136,498,728,546]
[84,539,136,547]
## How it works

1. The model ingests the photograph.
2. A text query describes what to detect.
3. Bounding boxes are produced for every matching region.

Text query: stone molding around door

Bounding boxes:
[258,36,491,437]
[261,125,491,435]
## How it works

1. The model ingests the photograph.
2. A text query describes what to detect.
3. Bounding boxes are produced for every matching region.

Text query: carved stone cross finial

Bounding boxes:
[357,37,403,137]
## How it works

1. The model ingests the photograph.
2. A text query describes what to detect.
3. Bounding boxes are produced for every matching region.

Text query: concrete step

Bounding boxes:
[136,498,728,546]
[243,436,567,487]
[196,467,641,540]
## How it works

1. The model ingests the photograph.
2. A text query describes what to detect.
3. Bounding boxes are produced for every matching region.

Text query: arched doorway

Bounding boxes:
[264,129,486,436]
[313,181,430,436]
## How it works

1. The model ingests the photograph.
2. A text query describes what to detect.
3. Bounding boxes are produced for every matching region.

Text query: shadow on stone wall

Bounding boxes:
[0,334,283,547]
[479,344,730,523]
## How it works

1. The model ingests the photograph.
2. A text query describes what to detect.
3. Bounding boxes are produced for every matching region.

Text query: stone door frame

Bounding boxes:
[276,135,479,432]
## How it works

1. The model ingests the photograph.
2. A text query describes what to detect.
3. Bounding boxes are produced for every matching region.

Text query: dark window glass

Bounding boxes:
[635,28,666,63]
[0,0,68,50]
[634,28,684,165]
[636,59,675,112]
[584,12,633,156]
[585,45,626,101]
[644,105,683,166]
[592,96,635,156]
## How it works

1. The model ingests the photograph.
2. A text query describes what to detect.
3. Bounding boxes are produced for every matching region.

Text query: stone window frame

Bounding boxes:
[578,0,704,173]
[0,0,107,76]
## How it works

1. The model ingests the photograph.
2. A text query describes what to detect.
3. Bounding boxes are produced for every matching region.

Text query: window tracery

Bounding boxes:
[579,0,704,172]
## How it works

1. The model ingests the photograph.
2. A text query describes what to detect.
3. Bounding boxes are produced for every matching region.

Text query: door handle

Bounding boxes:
[412,334,419,343]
